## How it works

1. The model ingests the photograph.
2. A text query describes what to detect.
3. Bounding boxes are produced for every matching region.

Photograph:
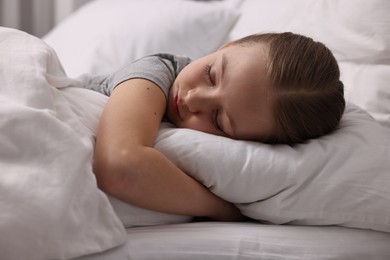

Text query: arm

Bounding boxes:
[93,79,243,221]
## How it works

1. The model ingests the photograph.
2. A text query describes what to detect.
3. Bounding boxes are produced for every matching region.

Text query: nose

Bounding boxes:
[184,88,215,114]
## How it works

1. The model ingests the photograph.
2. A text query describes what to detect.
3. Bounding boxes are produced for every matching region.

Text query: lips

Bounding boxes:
[174,93,182,119]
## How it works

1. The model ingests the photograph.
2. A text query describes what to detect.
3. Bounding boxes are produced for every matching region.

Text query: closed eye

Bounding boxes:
[212,109,223,132]
[205,64,215,86]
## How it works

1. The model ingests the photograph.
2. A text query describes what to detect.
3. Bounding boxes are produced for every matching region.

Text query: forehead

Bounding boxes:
[222,44,269,76]
[220,45,275,140]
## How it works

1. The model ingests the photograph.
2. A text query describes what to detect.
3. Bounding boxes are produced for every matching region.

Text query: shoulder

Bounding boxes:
[140,53,191,78]
[100,53,191,98]
[122,53,190,99]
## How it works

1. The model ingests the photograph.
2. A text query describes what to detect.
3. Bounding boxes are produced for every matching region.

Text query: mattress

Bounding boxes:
[76,222,390,260]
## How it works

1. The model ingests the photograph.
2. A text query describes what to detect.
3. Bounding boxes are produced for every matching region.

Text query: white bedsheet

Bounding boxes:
[76,222,390,260]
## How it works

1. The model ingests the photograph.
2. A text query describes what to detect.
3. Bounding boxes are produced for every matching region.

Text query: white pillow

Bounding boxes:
[155,104,390,233]
[229,0,390,64]
[340,62,390,130]
[43,0,239,77]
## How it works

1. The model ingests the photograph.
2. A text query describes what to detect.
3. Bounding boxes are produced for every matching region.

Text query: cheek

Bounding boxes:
[179,62,203,85]
[178,116,216,134]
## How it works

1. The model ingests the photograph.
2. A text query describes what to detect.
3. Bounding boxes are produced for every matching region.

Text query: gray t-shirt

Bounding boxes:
[80,53,191,99]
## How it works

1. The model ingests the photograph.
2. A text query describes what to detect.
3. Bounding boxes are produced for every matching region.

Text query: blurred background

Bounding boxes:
[0,0,90,37]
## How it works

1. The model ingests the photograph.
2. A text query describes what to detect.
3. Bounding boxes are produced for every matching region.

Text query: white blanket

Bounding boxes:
[0,28,126,260]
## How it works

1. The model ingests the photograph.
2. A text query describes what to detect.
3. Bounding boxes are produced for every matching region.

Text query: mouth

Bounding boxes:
[168,85,183,124]
[174,93,182,119]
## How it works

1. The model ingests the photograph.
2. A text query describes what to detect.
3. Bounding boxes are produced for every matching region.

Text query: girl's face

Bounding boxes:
[167,44,275,141]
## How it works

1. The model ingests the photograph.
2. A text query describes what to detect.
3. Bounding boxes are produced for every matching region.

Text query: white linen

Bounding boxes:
[340,62,390,130]
[229,0,390,64]
[43,0,240,77]
[35,0,390,234]
[155,104,390,233]
[2,0,390,259]
[23,0,390,259]
[0,27,126,260]
[75,222,390,260]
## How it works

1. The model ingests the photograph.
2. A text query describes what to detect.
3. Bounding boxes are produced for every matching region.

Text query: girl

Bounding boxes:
[84,32,345,221]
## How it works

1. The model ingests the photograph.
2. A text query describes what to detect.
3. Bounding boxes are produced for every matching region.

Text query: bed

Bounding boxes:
[1,0,390,259]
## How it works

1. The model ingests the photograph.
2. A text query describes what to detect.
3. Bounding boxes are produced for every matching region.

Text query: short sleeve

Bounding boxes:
[79,54,191,99]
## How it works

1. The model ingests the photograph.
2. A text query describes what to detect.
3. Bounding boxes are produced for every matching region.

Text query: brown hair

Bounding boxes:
[234,32,345,144]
